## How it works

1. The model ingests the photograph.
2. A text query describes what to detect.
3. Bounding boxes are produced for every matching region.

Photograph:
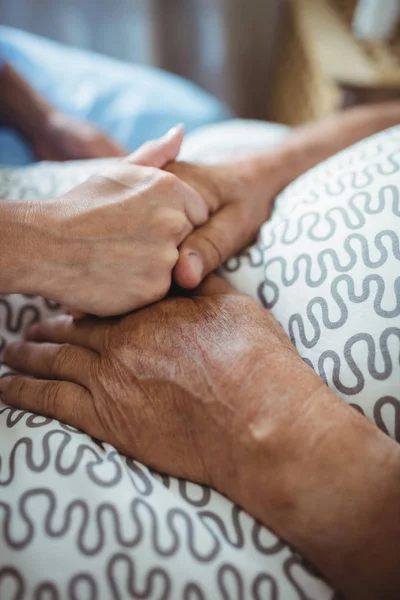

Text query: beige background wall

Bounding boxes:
[150,0,285,118]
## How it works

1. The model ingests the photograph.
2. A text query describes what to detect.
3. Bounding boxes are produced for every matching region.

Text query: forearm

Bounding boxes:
[276,101,400,184]
[221,360,400,599]
[0,63,52,140]
[231,101,400,206]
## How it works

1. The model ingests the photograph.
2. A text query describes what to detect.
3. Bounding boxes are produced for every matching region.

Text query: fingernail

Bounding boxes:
[165,123,184,139]
[0,376,15,393]
[187,252,203,282]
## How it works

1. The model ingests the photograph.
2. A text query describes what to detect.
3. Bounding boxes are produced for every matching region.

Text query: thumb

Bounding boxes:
[125,124,184,168]
[193,274,238,297]
[174,203,255,289]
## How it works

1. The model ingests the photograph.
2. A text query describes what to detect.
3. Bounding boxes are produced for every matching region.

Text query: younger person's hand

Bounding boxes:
[6,127,209,316]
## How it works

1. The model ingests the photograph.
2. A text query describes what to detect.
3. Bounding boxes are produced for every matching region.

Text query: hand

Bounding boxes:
[0,275,311,489]
[32,109,126,161]
[2,276,400,599]
[10,126,209,316]
[166,155,285,289]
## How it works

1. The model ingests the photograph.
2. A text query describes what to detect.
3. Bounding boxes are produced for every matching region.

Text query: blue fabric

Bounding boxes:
[0,26,230,166]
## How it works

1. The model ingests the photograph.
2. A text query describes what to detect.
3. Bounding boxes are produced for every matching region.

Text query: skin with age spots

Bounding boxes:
[2,276,400,600]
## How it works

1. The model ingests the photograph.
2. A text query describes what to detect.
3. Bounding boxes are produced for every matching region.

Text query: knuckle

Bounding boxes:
[152,209,187,238]
[42,381,61,415]
[162,245,179,267]
[165,210,188,237]
[150,207,184,236]
[155,170,177,196]
[52,345,72,373]
[202,230,226,267]
[7,377,27,400]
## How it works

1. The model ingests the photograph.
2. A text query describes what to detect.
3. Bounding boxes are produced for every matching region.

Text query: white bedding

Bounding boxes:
[0,120,399,600]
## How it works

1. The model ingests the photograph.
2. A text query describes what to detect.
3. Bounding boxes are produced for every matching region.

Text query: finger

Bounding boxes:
[3,342,97,386]
[166,161,221,214]
[193,274,238,297]
[175,181,210,238]
[125,125,184,168]
[0,376,95,432]
[174,204,255,289]
[25,315,109,353]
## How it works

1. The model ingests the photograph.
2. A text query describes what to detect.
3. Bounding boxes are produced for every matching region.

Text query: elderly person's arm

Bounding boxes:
[1,276,399,599]
[169,101,400,288]
[0,128,208,315]
[0,62,124,160]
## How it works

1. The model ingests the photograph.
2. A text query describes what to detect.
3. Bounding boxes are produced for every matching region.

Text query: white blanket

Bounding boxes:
[0,120,399,600]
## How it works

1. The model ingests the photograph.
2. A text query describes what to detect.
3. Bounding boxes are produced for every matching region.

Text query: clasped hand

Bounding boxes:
[14,125,280,317]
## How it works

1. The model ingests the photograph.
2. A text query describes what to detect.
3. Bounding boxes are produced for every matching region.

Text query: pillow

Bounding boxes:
[1,121,399,599]
[223,124,400,443]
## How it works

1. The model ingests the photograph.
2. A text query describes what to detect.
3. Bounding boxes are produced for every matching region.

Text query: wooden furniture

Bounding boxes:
[268,0,400,125]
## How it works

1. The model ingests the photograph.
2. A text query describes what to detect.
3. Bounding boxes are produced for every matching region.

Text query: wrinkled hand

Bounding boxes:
[3,278,400,600]
[167,157,284,289]
[29,126,209,316]
[0,276,317,493]
[32,109,125,161]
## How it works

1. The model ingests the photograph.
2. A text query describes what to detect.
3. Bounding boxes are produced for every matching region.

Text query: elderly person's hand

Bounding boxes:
[169,102,400,290]
[1,126,209,316]
[1,275,400,600]
[167,157,285,289]
[0,276,303,483]
[0,62,125,161]
[33,109,126,161]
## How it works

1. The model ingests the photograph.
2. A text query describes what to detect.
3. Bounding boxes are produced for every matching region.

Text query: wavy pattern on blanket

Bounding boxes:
[274,130,400,215]
[2,126,400,599]
[0,490,223,560]
[310,328,400,395]
[287,275,400,349]
[260,230,400,308]
[262,185,400,249]
[374,396,400,441]
[0,406,53,429]
[0,561,309,600]
[222,127,400,452]
[0,558,294,600]
[0,434,155,495]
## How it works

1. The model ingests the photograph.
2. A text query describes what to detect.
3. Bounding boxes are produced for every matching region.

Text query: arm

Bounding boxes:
[170,101,400,288]
[222,367,400,600]
[0,62,54,143]
[0,62,124,160]
[2,276,399,598]
[0,127,209,315]
[245,100,400,193]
